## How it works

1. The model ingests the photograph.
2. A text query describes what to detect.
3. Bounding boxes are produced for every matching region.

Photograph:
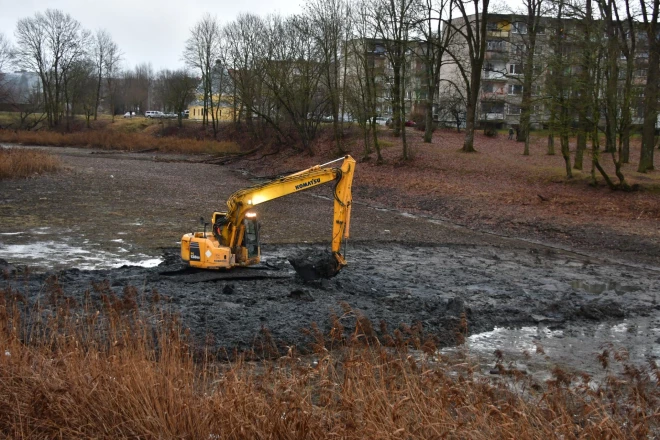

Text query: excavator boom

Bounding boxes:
[180,156,356,278]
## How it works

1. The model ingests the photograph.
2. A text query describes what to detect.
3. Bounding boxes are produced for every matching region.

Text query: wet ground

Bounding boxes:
[1,145,659,377]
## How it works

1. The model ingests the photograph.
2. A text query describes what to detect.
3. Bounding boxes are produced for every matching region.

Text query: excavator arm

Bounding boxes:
[181,155,356,274]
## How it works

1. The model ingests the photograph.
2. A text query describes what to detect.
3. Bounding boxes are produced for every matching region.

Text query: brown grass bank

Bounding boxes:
[1,282,657,439]
[0,129,240,155]
[0,148,61,179]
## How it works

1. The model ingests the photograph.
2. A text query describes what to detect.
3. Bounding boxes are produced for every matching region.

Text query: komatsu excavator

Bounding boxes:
[180,155,356,277]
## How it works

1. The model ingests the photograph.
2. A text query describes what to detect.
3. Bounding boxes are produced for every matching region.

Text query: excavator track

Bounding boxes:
[156,265,291,283]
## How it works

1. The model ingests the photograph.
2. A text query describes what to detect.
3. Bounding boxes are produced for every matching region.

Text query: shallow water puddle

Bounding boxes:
[0,233,162,270]
[453,318,660,377]
[570,279,640,295]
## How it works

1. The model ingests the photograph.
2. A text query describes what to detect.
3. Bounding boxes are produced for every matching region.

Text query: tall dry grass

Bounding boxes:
[0,129,240,155]
[1,279,658,439]
[0,148,61,179]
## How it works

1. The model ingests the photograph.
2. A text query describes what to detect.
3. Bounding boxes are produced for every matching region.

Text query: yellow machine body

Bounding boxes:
[180,155,356,271]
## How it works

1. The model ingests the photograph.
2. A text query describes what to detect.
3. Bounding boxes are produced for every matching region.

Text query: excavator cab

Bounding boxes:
[242,213,260,260]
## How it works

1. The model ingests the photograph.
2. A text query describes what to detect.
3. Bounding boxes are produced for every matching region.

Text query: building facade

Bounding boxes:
[440,13,658,130]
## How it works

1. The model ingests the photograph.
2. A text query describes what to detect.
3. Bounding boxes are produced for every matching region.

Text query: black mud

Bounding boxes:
[288,250,341,281]
[3,241,658,359]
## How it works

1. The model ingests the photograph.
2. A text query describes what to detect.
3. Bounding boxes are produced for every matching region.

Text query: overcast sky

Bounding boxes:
[0,0,303,72]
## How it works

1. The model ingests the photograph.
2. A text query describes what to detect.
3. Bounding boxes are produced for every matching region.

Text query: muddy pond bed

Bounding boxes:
[1,145,659,378]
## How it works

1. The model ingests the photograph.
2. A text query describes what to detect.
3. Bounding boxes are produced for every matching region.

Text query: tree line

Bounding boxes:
[0,0,658,177]
[0,10,198,129]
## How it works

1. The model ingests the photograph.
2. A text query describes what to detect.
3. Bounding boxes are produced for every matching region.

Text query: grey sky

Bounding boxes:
[0,0,303,72]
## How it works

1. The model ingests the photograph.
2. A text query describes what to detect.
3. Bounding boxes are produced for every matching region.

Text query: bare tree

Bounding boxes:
[0,33,10,72]
[612,0,638,163]
[345,0,384,162]
[155,69,198,127]
[64,59,96,128]
[436,81,467,131]
[0,33,12,104]
[224,14,268,134]
[373,0,418,160]
[118,63,153,115]
[91,30,121,120]
[14,9,89,127]
[446,0,491,153]
[509,0,547,155]
[104,40,122,120]
[184,14,224,135]
[637,0,659,172]
[546,0,578,178]
[306,0,348,154]
[261,15,328,154]
[415,0,454,143]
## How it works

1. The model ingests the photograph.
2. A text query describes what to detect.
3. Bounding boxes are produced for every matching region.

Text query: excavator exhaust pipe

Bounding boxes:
[288,251,345,282]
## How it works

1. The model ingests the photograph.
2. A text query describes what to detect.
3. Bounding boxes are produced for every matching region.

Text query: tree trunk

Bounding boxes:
[638,40,658,172]
[392,64,401,137]
[574,133,586,170]
[94,67,102,121]
[423,44,434,144]
[561,133,572,178]
[371,120,382,162]
[462,62,482,153]
[462,84,477,153]
[401,53,409,160]
[547,133,555,155]
[518,12,538,153]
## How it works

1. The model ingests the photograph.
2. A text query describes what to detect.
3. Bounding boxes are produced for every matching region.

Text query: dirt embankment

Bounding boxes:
[1,146,659,368]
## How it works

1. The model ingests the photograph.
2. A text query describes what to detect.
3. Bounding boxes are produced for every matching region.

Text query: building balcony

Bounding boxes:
[482,70,507,80]
[485,50,508,60]
[480,112,505,121]
[487,30,510,38]
[480,91,506,101]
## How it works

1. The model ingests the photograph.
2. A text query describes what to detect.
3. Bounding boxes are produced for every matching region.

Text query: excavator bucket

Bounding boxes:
[288,250,342,282]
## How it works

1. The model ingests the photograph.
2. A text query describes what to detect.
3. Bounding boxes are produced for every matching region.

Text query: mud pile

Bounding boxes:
[288,250,341,281]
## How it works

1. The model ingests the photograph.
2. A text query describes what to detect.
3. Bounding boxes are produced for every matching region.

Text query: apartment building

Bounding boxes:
[440,13,657,130]
[341,38,431,121]
[439,13,549,130]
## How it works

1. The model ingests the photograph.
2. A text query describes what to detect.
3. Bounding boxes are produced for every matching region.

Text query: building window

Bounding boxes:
[508,64,523,75]
[508,104,522,115]
[536,26,545,34]
[635,69,648,77]
[508,84,523,95]
[487,40,506,51]
[512,22,527,34]
[487,22,500,31]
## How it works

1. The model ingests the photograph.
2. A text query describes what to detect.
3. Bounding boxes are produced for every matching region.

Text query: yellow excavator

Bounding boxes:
[180,155,356,278]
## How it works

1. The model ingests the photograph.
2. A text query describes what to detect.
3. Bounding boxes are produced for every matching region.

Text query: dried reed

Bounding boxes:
[0,148,61,179]
[0,281,657,439]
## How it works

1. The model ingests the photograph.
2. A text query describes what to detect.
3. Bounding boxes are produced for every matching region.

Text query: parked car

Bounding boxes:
[374,117,388,126]
[164,113,178,119]
[182,110,190,119]
[405,120,417,127]
[123,112,135,118]
[145,111,164,118]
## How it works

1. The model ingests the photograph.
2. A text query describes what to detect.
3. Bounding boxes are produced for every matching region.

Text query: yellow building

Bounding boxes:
[187,95,235,121]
